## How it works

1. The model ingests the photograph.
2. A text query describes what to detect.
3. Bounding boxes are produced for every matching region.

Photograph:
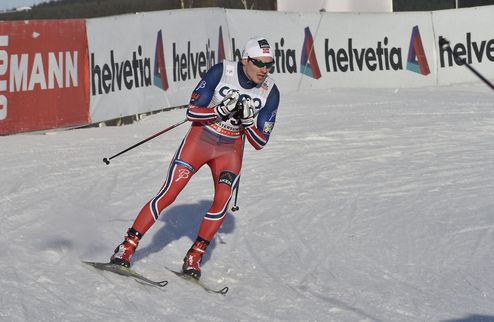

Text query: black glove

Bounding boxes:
[238,97,255,127]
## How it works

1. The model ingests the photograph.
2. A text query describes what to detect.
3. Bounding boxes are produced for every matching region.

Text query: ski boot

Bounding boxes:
[182,237,210,280]
[110,228,142,268]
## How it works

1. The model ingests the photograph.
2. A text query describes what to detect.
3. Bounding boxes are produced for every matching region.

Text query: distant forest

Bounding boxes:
[1,0,493,21]
[0,0,276,20]
[394,0,494,11]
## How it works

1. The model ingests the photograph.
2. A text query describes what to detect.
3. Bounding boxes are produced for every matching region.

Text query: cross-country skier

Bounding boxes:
[110,36,280,280]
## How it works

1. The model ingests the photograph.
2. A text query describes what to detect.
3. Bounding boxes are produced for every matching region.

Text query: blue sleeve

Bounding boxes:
[189,63,223,107]
[256,84,280,142]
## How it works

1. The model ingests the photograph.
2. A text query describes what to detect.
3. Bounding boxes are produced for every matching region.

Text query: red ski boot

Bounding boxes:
[110,228,142,268]
[182,238,210,280]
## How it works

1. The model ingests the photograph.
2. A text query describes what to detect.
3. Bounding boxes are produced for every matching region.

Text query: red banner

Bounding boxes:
[0,20,89,135]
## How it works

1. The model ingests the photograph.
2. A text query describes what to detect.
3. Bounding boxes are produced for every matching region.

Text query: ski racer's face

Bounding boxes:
[242,56,274,84]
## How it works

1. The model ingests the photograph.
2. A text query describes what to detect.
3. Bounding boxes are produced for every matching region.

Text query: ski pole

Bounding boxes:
[103,92,240,165]
[103,118,188,165]
[439,36,494,91]
[231,181,241,212]
[231,137,246,212]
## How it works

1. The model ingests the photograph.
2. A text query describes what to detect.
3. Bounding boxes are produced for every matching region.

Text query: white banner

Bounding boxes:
[85,6,494,125]
[312,13,436,88]
[277,0,393,12]
[305,11,437,89]
[432,6,494,86]
[87,8,229,123]
[226,9,322,91]
[226,9,437,90]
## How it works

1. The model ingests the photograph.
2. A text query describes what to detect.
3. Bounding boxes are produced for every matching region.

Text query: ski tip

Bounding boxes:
[135,278,169,288]
[165,266,229,295]
[81,260,106,264]
[81,260,111,267]
[218,286,229,295]
[81,260,97,266]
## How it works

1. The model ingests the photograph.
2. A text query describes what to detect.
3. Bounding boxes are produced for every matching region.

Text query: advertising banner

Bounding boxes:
[2,6,492,135]
[226,10,437,90]
[308,11,437,89]
[226,9,322,91]
[0,20,89,135]
[87,8,230,123]
[277,0,393,13]
[432,6,494,86]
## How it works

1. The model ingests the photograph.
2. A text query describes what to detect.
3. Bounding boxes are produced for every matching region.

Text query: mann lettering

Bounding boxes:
[0,49,78,92]
[0,35,79,121]
[0,35,8,120]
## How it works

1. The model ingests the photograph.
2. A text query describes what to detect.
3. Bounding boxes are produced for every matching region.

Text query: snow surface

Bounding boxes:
[1,85,494,322]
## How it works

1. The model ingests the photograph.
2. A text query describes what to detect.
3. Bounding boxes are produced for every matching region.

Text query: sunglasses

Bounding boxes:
[248,56,275,69]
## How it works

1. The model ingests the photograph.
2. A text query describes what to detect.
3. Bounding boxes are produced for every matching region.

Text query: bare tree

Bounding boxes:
[240,0,255,9]
[180,0,195,8]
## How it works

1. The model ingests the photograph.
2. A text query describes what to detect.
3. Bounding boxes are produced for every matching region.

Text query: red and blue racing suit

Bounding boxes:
[130,60,279,241]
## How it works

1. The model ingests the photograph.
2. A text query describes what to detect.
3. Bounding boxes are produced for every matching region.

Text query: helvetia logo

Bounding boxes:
[90,45,152,95]
[155,26,224,90]
[154,30,169,91]
[91,28,224,96]
[217,26,226,62]
[406,25,430,75]
[439,32,494,68]
[300,27,322,79]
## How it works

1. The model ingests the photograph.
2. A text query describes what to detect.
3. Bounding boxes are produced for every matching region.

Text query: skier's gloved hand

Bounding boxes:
[215,89,240,119]
[239,97,255,127]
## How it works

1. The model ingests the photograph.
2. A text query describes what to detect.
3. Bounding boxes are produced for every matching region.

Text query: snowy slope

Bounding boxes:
[1,85,494,321]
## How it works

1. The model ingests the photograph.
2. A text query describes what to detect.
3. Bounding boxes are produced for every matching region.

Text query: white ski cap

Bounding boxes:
[242,37,274,59]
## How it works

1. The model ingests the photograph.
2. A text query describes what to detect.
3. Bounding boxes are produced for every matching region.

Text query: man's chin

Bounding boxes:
[256,75,267,83]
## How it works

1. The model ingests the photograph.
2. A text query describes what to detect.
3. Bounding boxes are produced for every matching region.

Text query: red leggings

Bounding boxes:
[131,124,243,241]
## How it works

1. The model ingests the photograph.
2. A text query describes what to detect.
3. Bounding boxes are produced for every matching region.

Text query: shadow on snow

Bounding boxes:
[443,315,494,322]
[133,199,236,266]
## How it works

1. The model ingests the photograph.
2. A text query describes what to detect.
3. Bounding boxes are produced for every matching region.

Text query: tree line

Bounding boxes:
[1,0,493,21]
[394,0,494,11]
[0,0,276,21]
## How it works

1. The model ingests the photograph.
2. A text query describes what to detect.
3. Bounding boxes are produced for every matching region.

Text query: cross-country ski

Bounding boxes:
[165,267,229,295]
[82,261,168,288]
